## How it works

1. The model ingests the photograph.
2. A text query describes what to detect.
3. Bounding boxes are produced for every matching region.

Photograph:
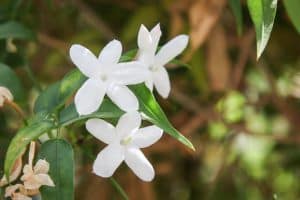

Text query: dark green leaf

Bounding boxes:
[229,0,243,35]
[0,21,34,40]
[129,84,195,150]
[283,0,300,33]
[34,69,86,113]
[4,119,55,177]
[38,139,74,200]
[247,0,278,59]
[0,62,24,101]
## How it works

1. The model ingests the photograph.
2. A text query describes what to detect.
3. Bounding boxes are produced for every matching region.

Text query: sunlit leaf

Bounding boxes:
[38,139,74,200]
[130,84,195,150]
[0,21,34,40]
[283,0,300,34]
[4,119,55,177]
[247,0,278,59]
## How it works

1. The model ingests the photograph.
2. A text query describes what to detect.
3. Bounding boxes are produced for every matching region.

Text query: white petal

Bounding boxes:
[35,174,55,187]
[145,79,154,92]
[93,144,124,177]
[124,148,154,182]
[149,23,161,54]
[153,67,171,98]
[154,35,189,66]
[75,79,106,115]
[98,40,122,64]
[69,44,100,78]
[116,111,141,138]
[34,159,49,174]
[138,24,152,50]
[111,61,149,85]
[131,126,163,148]
[107,85,139,112]
[86,118,115,144]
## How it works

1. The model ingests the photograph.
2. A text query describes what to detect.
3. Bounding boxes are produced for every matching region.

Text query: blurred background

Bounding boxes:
[1,0,300,199]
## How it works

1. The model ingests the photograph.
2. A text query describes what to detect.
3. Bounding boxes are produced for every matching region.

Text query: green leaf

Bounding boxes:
[283,0,300,33]
[34,70,86,113]
[4,119,55,177]
[59,99,124,126]
[37,139,74,200]
[0,21,34,40]
[0,62,24,101]
[229,0,243,35]
[129,84,195,150]
[247,0,278,59]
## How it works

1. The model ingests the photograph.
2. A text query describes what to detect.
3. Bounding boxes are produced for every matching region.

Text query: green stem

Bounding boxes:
[109,177,129,200]
[24,64,42,92]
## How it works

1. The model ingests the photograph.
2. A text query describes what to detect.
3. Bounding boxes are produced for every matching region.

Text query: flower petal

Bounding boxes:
[35,174,55,187]
[107,85,138,112]
[86,118,115,144]
[153,67,171,98]
[111,61,148,85]
[145,79,154,92]
[124,148,154,182]
[93,144,124,177]
[138,24,152,50]
[23,176,42,190]
[69,44,100,78]
[98,40,122,64]
[12,193,32,200]
[154,35,189,66]
[149,23,161,54]
[131,125,163,148]
[75,78,106,115]
[5,184,22,197]
[34,159,49,174]
[116,111,141,138]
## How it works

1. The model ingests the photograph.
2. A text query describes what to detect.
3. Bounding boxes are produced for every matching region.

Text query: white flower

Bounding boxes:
[70,40,148,115]
[5,184,31,200]
[86,111,163,181]
[20,142,55,190]
[0,86,13,107]
[137,24,189,98]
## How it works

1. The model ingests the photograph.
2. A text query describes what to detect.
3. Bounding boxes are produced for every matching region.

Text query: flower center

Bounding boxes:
[100,74,108,81]
[149,65,159,72]
[120,136,132,146]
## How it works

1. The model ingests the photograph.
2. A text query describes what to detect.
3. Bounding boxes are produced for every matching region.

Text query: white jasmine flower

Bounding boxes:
[20,142,55,190]
[86,111,163,181]
[70,40,147,115]
[0,86,13,107]
[5,184,31,200]
[0,153,24,187]
[137,24,189,98]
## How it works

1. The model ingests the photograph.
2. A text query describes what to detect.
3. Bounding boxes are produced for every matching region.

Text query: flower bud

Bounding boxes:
[0,86,13,107]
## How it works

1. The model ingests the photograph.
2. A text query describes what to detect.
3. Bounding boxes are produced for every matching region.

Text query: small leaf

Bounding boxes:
[37,139,74,200]
[34,70,86,113]
[130,84,195,150]
[283,0,300,33]
[0,62,24,101]
[247,0,278,59]
[229,0,243,35]
[0,21,34,40]
[4,119,55,177]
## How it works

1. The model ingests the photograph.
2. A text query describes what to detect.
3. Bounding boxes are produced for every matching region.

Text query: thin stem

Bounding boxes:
[109,177,129,200]
[24,64,42,92]
[5,100,26,121]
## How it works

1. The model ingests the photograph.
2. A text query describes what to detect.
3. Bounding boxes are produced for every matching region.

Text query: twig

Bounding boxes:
[73,0,115,40]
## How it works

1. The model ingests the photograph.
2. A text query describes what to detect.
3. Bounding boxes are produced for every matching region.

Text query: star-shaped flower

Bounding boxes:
[86,111,163,181]
[70,40,148,115]
[137,24,189,98]
[20,142,55,190]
